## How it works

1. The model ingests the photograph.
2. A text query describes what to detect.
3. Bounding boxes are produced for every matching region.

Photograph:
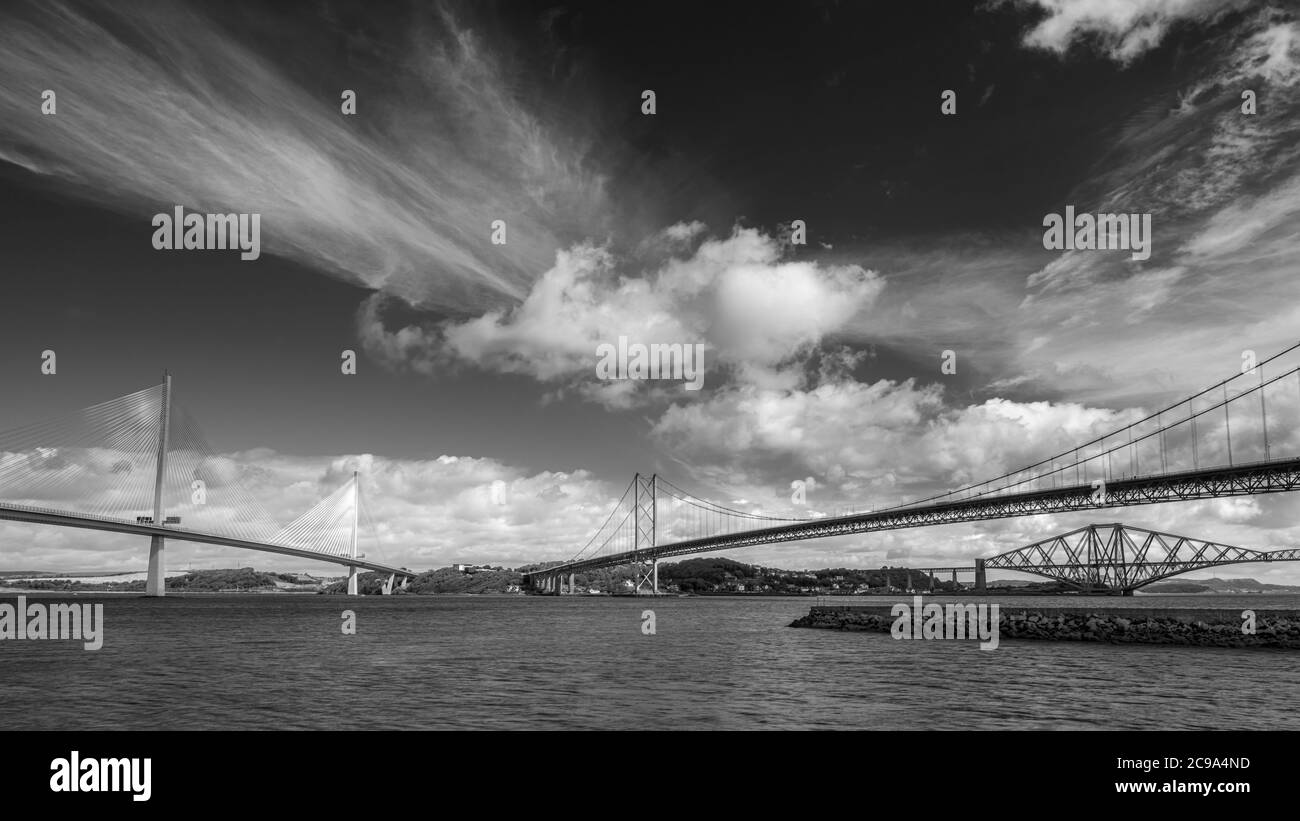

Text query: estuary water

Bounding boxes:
[1,593,1297,730]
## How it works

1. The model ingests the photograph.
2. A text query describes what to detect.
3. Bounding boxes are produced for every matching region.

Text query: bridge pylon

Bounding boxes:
[347,471,359,596]
[632,473,659,595]
[145,372,172,597]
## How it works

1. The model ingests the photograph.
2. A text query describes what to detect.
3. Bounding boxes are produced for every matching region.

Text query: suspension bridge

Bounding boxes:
[526,342,1300,594]
[0,373,414,596]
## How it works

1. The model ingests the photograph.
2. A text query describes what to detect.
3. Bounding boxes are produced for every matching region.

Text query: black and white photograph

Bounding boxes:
[0,0,1295,801]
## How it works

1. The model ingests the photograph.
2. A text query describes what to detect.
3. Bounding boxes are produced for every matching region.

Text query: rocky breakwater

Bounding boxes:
[790,605,1300,648]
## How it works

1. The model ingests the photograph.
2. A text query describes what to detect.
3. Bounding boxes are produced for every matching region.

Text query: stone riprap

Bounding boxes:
[790,605,1300,648]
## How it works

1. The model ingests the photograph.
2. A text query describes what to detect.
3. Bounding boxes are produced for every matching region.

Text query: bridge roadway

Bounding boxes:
[0,502,417,580]
[529,456,1300,581]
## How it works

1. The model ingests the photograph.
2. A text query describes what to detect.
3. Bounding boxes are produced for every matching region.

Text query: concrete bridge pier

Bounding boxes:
[928,572,935,593]
[905,568,913,592]
[381,573,395,595]
[975,558,986,592]
[569,573,575,596]
[346,565,359,596]
[146,535,166,597]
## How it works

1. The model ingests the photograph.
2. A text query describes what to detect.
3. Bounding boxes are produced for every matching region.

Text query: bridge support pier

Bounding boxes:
[975,558,986,593]
[906,568,913,592]
[569,573,575,596]
[346,566,358,596]
[146,535,166,597]
[633,559,658,595]
[382,573,395,595]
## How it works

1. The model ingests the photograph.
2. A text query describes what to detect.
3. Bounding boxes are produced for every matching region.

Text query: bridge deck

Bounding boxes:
[0,502,416,579]
[533,457,1300,578]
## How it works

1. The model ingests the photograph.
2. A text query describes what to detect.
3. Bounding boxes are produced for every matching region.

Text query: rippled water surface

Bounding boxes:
[2,593,1297,730]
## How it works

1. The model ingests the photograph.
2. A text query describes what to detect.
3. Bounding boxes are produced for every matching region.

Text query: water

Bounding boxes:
[2,593,1297,730]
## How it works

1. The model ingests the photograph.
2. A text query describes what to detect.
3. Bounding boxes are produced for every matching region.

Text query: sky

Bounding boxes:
[1,0,1299,583]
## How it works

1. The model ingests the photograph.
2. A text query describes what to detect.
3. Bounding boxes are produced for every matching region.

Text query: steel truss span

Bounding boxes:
[985,522,1300,592]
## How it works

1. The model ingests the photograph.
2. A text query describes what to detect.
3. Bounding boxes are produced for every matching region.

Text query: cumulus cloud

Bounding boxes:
[650,373,1141,505]
[360,225,885,406]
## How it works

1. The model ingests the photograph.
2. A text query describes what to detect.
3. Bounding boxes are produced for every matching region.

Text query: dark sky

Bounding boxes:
[2,0,1298,577]
[0,0,1225,444]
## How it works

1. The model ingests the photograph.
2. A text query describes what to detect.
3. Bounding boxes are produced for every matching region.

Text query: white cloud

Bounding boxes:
[650,373,1139,503]
[0,448,621,573]
[360,225,885,406]
[0,1,605,313]
[1016,0,1247,62]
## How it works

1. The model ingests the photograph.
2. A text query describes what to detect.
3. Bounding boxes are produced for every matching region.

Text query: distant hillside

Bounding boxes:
[1145,576,1300,594]
[403,568,523,594]
[321,567,524,595]
[2,568,321,592]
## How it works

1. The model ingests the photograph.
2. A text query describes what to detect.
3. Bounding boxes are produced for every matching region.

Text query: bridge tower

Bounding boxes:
[633,473,658,595]
[347,470,359,596]
[145,372,172,597]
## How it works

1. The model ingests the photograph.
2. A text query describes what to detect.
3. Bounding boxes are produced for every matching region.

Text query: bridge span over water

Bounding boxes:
[528,342,1300,595]
[0,374,415,595]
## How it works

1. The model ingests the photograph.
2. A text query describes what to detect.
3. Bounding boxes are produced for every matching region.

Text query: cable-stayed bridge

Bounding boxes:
[528,342,1300,594]
[0,374,414,596]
